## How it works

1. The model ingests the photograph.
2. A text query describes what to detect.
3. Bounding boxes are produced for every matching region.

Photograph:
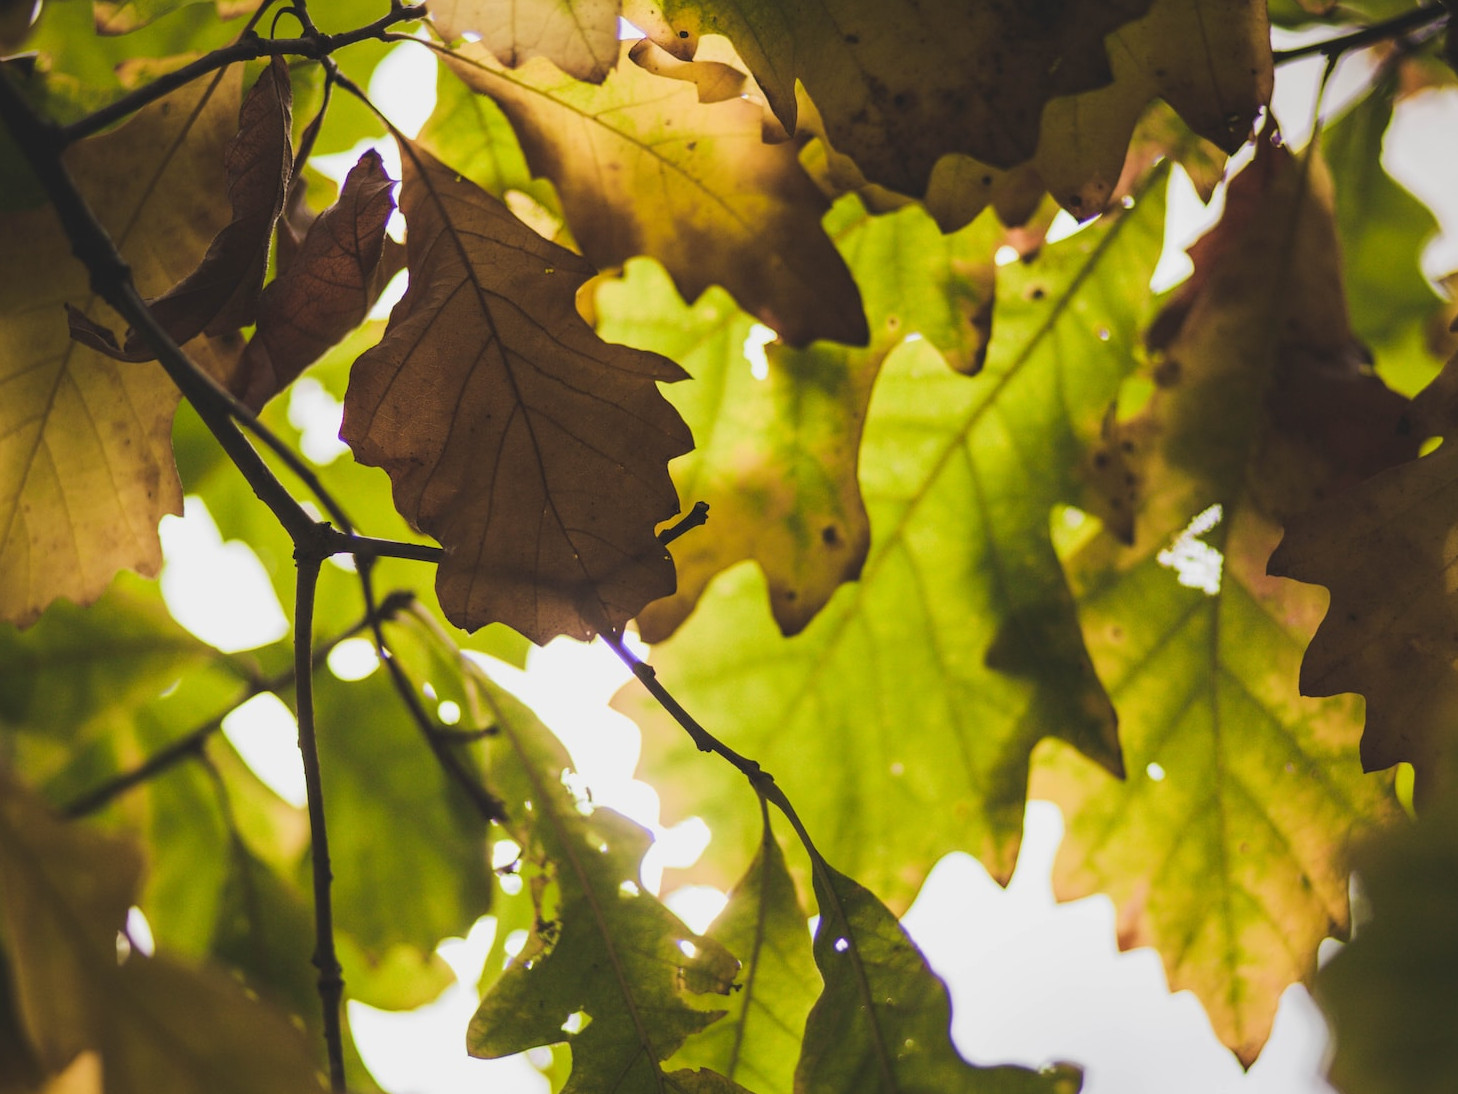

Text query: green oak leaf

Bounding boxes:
[597,196,1000,640]
[466,671,747,1094]
[311,657,494,959]
[0,572,215,742]
[1316,779,1453,1094]
[1034,136,1407,1064]
[798,851,1078,1093]
[668,818,819,1094]
[618,173,1168,909]
[1324,72,1446,392]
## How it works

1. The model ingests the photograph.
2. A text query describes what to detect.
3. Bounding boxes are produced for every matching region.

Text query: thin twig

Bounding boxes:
[60,593,414,819]
[1273,2,1449,64]
[659,501,710,546]
[61,5,428,144]
[292,553,346,1092]
[602,632,769,783]
[364,597,509,823]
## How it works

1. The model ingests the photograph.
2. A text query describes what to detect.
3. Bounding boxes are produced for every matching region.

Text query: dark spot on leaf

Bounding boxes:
[1094,451,1109,468]
[678,29,689,38]
[1120,439,1134,453]
[845,33,860,44]
[1153,358,1181,387]
[1028,286,1046,301]
[822,525,843,547]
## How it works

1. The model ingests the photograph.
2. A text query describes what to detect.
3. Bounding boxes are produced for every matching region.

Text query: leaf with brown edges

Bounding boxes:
[341,139,692,644]
[442,40,867,348]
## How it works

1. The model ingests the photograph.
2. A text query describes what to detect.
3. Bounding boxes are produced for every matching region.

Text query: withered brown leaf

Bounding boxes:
[68,57,293,362]
[235,149,399,410]
[342,139,692,644]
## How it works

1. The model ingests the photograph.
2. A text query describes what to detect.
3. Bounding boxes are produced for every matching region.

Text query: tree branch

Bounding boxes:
[291,550,346,1092]
[1273,2,1449,64]
[61,4,428,145]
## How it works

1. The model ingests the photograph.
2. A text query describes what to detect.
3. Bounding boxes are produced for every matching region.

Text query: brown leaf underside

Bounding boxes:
[342,139,692,644]
[235,149,398,410]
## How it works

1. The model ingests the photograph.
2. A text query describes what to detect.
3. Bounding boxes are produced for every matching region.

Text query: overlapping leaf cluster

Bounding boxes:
[1,1,1456,1093]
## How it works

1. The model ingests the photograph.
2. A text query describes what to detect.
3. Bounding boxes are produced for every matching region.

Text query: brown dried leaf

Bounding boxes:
[1268,347,1458,800]
[235,149,397,410]
[442,40,868,348]
[431,0,622,82]
[341,139,692,643]
[117,57,292,358]
[623,0,1153,194]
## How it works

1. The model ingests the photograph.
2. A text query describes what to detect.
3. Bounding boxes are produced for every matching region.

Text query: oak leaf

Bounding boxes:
[69,57,292,362]
[1268,349,1458,798]
[431,0,622,83]
[1036,134,1409,1064]
[797,856,1076,1094]
[618,173,1169,909]
[597,195,999,641]
[440,40,868,348]
[621,0,1153,194]
[0,770,323,1094]
[668,822,819,1094]
[235,149,398,410]
[1315,774,1458,1094]
[341,139,691,644]
[464,666,747,1093]
[0,69,242,626]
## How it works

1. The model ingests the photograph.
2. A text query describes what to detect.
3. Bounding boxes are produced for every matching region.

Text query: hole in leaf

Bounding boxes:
[833,937,849,953]
[437,700,461,725]
[620,880,641,897]
[1156,503,1224,595]
[1146,762,1167,782]
[743,322,775,380]
[561,1010,590,1034]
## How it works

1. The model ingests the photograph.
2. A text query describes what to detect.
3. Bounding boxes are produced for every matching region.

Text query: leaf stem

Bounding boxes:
[292,551,347,1092]
[1272,2,1449,64]
[60,5,428,145]
[602,633,769,784]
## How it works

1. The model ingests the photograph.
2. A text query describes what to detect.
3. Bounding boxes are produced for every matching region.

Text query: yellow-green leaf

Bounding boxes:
[669,820,818,1094]
[597,196,999,640]
[798,856,1077,1094]
[0,69,242,626]
[465,671,745,1093]
[618,173,1168,909]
